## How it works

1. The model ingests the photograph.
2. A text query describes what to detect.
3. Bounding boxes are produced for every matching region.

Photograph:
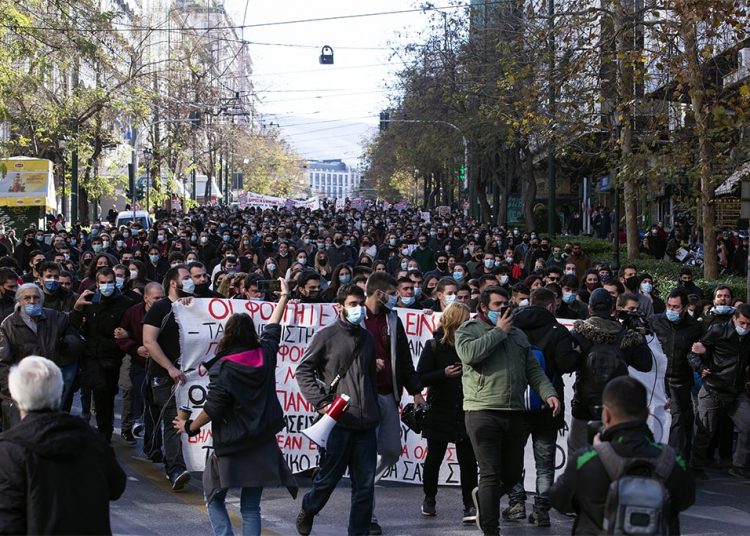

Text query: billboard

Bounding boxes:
[0,158,56,210]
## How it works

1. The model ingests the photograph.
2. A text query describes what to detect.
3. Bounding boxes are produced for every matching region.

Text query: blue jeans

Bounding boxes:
[301,426,377,536]
[508,415,558,511]
[207,487,263,536]
[59,362,78,412]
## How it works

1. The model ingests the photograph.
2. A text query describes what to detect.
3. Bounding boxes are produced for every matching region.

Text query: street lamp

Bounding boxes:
[142,148,153,213]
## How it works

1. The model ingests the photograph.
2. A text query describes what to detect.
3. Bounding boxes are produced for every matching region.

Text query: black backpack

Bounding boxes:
[580,342,628,413]
[595,442,675,535]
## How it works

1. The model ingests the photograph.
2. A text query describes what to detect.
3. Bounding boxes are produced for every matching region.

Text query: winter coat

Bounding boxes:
[0,411,126,535]
[70,291,134,363]
[296,318,380,430]
[550,421,695,535]
[0,308,70,400]
[417,333,466,442]
[649,312,702,386]
[557,299,588,320]
[570,316,652,420]
[689,320,750,401]
[204,325,285,456]
[455,317,557,412]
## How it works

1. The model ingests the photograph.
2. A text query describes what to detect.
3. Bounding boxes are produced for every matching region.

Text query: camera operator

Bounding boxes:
[568,289,652,456]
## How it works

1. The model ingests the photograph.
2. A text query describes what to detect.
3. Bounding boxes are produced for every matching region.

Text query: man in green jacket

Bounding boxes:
[456,286,560,536]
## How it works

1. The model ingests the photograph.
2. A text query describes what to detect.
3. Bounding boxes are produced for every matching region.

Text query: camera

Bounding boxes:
[586,404,604,444]
[617,310,651,335]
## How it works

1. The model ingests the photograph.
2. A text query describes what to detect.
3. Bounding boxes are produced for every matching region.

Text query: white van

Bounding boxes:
[115,210,152,230]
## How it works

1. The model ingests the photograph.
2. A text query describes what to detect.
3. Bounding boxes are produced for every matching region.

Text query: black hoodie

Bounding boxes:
[0,411,126,535]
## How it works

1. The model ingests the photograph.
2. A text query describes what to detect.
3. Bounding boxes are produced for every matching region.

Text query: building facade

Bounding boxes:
[305,160,361,198]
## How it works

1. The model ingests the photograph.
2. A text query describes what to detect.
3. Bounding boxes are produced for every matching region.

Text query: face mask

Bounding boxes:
[401,248,410,256]
[687,309,695,317]
[505,256,514,264]
[92,244,102,253]
[585,282,598,290]
[129,269,139,280]
[564,270,575,276]
[149,254,160,264]
[180,279,195,295]
[714,305,734,315]
[297,257,307,265]
[484,259,495,269]
[443,294,457,306]
[453,271,464,281]
[735,323,749,337]
[115,276,125,290]
[624,276,638,291]
[414,287,422,297]
[487,310,500,325]
[43,279,59,292]
[640,282,653,294]
[267,263,276,272]
[666,310,681,322]
[99,283,115,297]
[192,282,208,295]
[200,236,208,244]
[191,235,198,242]
[382,293,398,310]
[345,239,352,246]
[389,239,397,247]
[563,291,576,304]
[345,305,365,325]
[518,299,529,307]
[91,229,99,237]
[306,290,319,299]
[158,234,166,242]
[223,235,230,242]
[401,295,416,306]
[115,240,124,248]
[24,303,42,317]
[437,262,448,270]
[339,274,351,284]
[400,261,409,271]
[499,275,509,285]
[63,253,70,261]
[102,241,110,249]
[70,239,77,246]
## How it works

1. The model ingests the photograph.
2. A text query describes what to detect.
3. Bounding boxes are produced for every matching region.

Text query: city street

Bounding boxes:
[109,433,750,536]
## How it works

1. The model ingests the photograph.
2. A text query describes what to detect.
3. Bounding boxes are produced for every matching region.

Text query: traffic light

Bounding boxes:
[379,111,389,132]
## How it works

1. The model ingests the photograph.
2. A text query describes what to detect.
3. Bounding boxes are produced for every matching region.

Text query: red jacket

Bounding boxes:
[116,302,147,362]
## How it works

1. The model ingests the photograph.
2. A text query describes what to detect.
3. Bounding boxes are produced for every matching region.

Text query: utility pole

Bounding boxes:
[547,0,557,237]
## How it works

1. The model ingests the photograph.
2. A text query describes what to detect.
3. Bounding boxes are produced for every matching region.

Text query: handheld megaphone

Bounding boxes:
[301,393,350,448]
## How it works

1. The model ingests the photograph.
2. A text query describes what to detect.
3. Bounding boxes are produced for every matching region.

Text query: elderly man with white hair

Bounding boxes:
[0,356,126,534]
[0,283,70,430]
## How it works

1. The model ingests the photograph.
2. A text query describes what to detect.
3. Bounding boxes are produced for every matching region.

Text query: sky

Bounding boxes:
[223,1,441,165]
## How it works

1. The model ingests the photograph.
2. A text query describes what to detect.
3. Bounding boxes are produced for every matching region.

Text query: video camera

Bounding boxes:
[617,310,651,336]
[587,404,604,445]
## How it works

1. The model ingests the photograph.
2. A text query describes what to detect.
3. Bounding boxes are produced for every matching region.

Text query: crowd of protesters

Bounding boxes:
[0,198,747,535]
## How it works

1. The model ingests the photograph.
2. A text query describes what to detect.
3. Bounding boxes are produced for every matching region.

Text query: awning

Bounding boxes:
[715,160,750,196]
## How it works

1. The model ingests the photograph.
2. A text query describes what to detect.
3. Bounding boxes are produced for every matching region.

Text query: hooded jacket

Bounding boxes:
[204,324,285,456]
[0,411,126,535]
[296,318,380,430]
[570,316,652,420]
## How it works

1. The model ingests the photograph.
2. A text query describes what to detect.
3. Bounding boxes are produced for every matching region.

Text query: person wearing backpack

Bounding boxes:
[568,288,653,456]
[550,376,695,535]
[503,288,580,527]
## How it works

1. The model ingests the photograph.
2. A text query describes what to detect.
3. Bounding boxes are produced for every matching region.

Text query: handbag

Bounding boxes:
[400,402,431,434]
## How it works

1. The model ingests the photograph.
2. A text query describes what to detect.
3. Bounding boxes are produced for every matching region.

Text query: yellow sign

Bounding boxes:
[0,159,55,210]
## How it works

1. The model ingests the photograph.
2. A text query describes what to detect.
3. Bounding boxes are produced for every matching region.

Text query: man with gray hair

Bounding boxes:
[0,283,70,430]
[0,356,125,533]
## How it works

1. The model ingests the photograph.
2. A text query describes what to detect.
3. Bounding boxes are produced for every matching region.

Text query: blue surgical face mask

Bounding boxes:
[382,292,398,310]
[562,291,576,304]
[149,254,160,264]
[487,310,500,325]
[223,235,230,242]
[735,323,750,337]
[666,310,681,322]
[23,303,42,317]
[484,259,495,269]
[640,282,653,294]
[92,244,102,253]
[115,276,125,290]
[414,287,422,297]
[181,279,195,295]
[267,263,276,272]
[43,279,59,292]
[99,283,115,297]
[453,271,465,281]
[401,295,416,306]
[339,274,351,284]
[714,305,735,315]
[443,294,457,306]
[298,257,307,266]
[345,305,364,324]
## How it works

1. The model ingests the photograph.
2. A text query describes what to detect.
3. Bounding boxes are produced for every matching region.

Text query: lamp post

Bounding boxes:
[142,148,153,214]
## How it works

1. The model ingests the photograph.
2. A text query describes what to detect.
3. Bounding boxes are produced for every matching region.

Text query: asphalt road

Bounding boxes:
[108,428,750,536]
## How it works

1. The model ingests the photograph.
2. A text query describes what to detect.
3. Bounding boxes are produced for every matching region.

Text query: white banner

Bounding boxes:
[173,300,670,487]
[238,191,320,211]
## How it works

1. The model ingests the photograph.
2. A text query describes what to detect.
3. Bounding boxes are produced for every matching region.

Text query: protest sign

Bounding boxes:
[173,300,669,488]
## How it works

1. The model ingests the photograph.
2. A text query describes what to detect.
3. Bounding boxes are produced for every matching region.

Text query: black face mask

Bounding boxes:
[334,238,343,245]
[194,282,210,295]
[624,276,639,291]
[437,262,448,270]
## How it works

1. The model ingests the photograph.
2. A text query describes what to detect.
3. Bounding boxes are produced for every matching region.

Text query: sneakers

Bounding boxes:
[729,466,750,479]
[368,521,382,535]
[502,502,526,521]
[421,496,436,517]
[471,486,482,531]
[295,510,314,535]
[169,469,190,491]
[121,430,136,444]
[529,509,551,527]
[132,421,144,438]
[462,506,477,524]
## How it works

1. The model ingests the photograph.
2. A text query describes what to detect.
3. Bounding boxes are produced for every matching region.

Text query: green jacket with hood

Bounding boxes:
[455,317,557,411]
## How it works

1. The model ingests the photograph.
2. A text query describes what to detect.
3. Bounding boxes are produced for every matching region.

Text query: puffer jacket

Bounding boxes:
[570,315,652,420]
[649,312,702,385]
[689,320,750,400]
[455,317,557,412]
[296,318,380,430]
[0,308,70,399]
[203,324,285,456]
